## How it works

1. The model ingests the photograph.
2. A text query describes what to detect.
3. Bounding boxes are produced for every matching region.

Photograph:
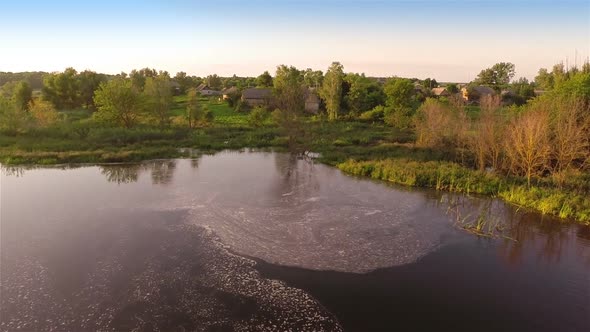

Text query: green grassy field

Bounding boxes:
[171,95,249,126]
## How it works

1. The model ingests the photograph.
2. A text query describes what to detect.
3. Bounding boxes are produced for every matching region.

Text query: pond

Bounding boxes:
[1,151,589,331]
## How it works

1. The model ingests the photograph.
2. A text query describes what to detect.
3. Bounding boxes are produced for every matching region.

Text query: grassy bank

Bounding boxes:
[337,159,590,224]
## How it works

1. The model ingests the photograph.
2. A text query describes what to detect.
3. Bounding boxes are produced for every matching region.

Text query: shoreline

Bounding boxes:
[2,147,589,225]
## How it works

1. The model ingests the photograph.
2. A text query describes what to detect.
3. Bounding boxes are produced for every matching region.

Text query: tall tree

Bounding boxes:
[205,74,222,90]
[446,83,459,94]
[474,62,515,90]
[13,81,33,111]
[185,88,212,128]
[344,73,385,116]
[384,77,415,108]
[42,67,80,109]
[535,68,554,90]
[303,69,323,88]
[186,88,202,128]
[129,68,158,90]
[256,71,273,87]
[144,75,173,128]
[0,96,31,134]
[504,108,551,186]
[273,65,305,148]
[320,62,344,121]
[94,79,145,128]
[78,70,106,110]
[510,77,535,104]
[421,78,438,89]
[174,71,191,94]
[383,77,416,128]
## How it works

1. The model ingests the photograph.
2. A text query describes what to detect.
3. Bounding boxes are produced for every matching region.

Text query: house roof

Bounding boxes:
[196,83,209,91]
[242,88,272,99]
[222,86,239,94]
[431,87,449,96]
[471,86,495,95]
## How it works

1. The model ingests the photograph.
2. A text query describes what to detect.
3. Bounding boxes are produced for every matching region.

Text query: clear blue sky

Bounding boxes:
[2,0,589,82]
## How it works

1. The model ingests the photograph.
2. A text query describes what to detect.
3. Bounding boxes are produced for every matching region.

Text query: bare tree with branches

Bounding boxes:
[504,108,551,186]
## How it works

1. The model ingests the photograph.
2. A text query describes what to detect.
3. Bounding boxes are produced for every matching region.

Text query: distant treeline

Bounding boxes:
[0,71,48,90]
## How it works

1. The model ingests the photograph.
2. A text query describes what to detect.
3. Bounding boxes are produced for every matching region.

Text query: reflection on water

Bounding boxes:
[99,160,180,185]
[100,164,141,184]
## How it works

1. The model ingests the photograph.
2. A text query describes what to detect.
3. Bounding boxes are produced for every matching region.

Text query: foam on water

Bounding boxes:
[157,152,452,273]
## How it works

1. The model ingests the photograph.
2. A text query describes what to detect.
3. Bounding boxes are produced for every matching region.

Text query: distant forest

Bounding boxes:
[0,72,48,90]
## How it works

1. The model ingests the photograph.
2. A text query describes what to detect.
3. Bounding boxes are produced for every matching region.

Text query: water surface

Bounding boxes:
[1,151,589,331]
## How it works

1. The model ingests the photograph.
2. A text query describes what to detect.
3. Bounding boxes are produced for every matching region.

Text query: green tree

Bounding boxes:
[256,71,273,87]
[273,65,305,148]
[384,77,416,128]
[535,68,554,90]
[344,73,385,116]
[144,75,173,128]
[475,62,515,90]
[174,71,193,94]
[320,62,344,121]
[384,77,415,108]
[78,70,106,110]
[303,69,323,88]
[510,77,535,104]
[248,106,269,127]
[0,96,30,134]
[421,78,438,89]
[13,81,33,111]
[446,83,459,94]
[185,88,213,128]
[42,67,80,109]
[274,65,304,97]
[205,74,222,90]
[129,68,158,90]
[94,79,144,128]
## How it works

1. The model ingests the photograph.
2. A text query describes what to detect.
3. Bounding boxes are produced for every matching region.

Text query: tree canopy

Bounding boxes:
[474,62,515,90]
[93,79,145,128]
[320,62,344,121]
[256,71,273,88]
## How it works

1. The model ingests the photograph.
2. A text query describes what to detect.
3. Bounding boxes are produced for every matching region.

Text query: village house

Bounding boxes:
[461,85,495,102]
[431,87,450,97]
[196,83,221,96]
[241,88,272,106]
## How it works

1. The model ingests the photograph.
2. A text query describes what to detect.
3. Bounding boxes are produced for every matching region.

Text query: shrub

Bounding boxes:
[359,105,386,121]
[248,106,269,127]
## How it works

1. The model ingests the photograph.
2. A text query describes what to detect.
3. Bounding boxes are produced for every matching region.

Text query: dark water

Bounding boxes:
[1,151,589,331]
